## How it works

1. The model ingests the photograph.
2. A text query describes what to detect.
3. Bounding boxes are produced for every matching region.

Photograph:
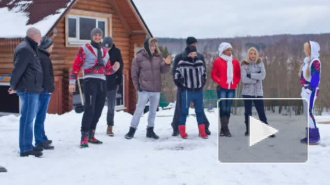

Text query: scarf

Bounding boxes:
[218,42,234,88]
[91,40,104,66]
[220,54,234,88]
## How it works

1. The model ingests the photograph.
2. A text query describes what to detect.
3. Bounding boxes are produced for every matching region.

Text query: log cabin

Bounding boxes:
[0,0,152,115]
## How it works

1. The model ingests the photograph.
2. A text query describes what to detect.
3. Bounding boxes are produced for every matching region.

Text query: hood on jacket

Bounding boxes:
[309,41,320,60]
[241,58,262,65]
[142,38,161,57]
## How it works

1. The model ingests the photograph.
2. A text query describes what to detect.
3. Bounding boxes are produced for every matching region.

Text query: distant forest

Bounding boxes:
[157,34,330,114]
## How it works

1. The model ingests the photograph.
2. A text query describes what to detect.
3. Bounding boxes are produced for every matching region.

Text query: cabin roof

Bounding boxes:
[0,0,152,38]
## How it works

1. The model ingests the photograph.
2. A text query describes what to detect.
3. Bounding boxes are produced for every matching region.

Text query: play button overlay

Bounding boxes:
[218,98,308,164]
[249,116,278,147]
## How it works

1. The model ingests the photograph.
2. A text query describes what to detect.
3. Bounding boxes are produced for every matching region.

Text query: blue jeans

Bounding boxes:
[217,86,235,118]
[179,90,204,125]
[17,91,39,153]
[34,90,51,146]
[242,95,268,126]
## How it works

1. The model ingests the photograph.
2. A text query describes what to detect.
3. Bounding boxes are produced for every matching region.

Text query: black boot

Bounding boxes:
[223,116,232,137]
[146,127,159,139]
[33,145,43,152]
[204,116,211,135]
[45,140,52,145]
[205,127,211,136]
[219,117,226,137]
[20,150,43,157]
[125,127,136,139]
[0,166,7,173]
[171,122,179,136]
[172,128,179,136]
[245,121,249,136]
[36,141,55,150]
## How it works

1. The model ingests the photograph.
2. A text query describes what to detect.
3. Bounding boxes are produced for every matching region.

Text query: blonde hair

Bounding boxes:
[247,47,259,62]
[303,42,311,79]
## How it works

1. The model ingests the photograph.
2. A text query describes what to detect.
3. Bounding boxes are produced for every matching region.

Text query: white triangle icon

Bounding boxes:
[249,116,278,147]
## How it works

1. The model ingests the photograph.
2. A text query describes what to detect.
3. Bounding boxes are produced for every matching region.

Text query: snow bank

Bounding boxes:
[0,108,330,185]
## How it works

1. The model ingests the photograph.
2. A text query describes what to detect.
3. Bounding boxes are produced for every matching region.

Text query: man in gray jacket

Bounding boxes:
[125,38,172,140]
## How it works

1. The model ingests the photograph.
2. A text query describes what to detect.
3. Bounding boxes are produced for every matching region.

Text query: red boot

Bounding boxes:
[80,132,89,148]
[178,125,188,139]
[88,130,103,144]
[198,124,208,139]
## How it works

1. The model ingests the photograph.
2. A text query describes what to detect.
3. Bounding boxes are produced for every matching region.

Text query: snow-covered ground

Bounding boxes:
[0,107,330,185]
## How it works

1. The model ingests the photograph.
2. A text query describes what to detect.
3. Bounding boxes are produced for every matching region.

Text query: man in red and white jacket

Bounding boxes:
[69,28,120,148]
[211,42,241,137]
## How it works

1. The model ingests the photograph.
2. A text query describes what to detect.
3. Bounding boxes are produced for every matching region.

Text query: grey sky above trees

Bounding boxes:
[134,0,330,38]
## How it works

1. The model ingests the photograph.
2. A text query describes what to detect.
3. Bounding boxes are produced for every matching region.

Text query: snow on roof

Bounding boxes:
[0,0,74,38]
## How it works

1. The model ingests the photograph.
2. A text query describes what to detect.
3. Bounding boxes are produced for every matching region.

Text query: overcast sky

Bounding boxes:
[133,0,330,38]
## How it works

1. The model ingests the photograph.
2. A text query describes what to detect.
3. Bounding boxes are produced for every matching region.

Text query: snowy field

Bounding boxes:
[1,107,330,185]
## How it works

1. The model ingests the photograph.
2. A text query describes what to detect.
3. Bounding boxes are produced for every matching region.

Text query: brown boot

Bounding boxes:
[107,126,114,137]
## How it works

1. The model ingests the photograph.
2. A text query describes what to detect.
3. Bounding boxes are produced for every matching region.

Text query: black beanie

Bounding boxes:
[186,45,197,54]
[102,37,113,48]
[39,36,53,50]
[186,37,198,46]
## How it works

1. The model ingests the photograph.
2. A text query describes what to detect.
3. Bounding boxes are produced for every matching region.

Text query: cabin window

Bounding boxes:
[67,15,108,45]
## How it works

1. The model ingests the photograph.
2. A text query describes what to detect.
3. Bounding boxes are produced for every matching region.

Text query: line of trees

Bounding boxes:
[158,33,330,115]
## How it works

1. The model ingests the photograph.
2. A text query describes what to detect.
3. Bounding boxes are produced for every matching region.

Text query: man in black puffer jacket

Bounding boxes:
[103,37,124,137]
[171,37,211,136]
[9,27,43,157]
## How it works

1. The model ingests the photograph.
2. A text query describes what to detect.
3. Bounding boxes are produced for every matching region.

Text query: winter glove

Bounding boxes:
[174,78,184,88]
[247,74,251,78]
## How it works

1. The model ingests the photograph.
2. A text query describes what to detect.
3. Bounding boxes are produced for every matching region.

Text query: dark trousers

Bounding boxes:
[106,86,118,126]
[242,95,268,127]
[179,90,204,125]
[81,78,106,132]
[217,86,235,118]
[171,88,210,130]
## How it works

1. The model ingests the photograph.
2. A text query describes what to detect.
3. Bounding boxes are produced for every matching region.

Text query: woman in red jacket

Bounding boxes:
[211,42,241,137]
